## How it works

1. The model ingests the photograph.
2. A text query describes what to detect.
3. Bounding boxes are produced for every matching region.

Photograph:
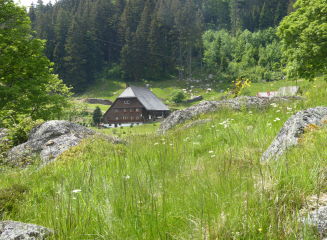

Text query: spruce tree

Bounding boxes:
[259,3,270,29]
[147,16,163,80]
[93,106,103,125]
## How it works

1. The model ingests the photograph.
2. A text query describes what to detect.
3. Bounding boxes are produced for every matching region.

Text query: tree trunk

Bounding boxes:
[234,6,237,37]
[108,43,111,66]
[189,45,191,80]
[200,46,203,75]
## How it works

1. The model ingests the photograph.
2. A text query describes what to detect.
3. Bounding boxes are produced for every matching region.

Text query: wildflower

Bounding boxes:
[259,228,262,232]
[314,86,316,88]
[306,92,309,95]
[249,111,252,114]
[193,142,199,145]
[198,135,202,137]
[154,143,159,145]
[209,151,214,153]
[162,142,165,144]
[72,189,81,193]
[170,143,173,146]
[267,123,271,126]
[275,118,280,121]
[125,175,130,179]
[276,110,280,112]
[211,155,215,157]
[271,84,273,86]
[315,78,317,81]
[211,125,215,128]
[287,107,292,110]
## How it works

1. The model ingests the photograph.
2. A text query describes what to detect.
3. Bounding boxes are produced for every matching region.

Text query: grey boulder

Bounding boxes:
[158,96,300,134]
[0,221,53,240]
[0,128,8,145]
[6,120,96,165]
[260,107,327,162]
[302,207,327,239]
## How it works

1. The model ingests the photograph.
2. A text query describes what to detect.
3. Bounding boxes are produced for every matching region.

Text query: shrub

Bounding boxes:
[0,183,29,217]
[232,78,251,98]
[107,63,121,79]
[170,90,185,103]
[93,106,103,125]
[0,117,43,164]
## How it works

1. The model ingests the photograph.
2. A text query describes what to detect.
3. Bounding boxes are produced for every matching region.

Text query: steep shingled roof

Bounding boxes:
[118,86,169,111]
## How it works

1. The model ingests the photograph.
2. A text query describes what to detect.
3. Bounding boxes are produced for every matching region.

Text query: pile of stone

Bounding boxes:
[184,95,203,103]
[85,98,112,105]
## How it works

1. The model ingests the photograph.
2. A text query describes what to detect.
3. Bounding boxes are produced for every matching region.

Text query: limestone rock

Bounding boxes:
[0,128,8,145]
[158,96,292,135]
[181,119,211,130]
[0,221,53,240]
[85,98,112,105]
[302,207,327,239]
[260,107,327,162]
[184,95,203,103]
[6,120,96,166]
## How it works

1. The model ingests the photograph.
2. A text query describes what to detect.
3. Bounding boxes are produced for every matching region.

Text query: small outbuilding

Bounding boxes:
[103,85,170,127]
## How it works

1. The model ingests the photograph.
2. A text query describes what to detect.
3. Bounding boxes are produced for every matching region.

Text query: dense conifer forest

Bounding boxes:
[27,0,295,92]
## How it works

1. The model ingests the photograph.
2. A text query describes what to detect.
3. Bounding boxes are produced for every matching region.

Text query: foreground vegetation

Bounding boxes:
[1,80,326,239]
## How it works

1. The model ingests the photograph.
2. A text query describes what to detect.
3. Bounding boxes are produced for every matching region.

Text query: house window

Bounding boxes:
[136,108,139,112]
[123,116,128,120]
[115,109,118,113]
[116,117,118,120]
[124,109,127,112]
[107,117,110,120]
[130,109,133,112]
[136,117,139,120]
[124,101,130,104]
[131,116,134,120]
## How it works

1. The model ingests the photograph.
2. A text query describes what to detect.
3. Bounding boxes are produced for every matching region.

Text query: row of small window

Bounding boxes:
[119,116,140,120]
[115,108,139,113]
[107,117,140,120]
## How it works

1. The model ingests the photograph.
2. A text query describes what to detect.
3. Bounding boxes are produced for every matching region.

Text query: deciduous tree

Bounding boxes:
[0,0,72,123]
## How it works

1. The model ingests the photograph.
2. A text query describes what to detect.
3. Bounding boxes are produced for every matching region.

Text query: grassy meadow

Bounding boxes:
[1,78,327,239]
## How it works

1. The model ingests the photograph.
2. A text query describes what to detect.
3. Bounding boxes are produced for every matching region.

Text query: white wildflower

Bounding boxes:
[154,143,159,145]
[72,189,81,193]
[209,151,214,153]
[276,110,280,112]
[125,175,130,179]
[211,155,216,157]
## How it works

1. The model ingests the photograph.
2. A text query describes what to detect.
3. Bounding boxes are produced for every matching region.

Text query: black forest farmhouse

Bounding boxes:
[103,85,170,127]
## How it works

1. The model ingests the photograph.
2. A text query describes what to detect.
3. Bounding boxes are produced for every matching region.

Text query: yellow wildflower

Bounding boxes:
[259,228,262,232]
[306,92,309,95]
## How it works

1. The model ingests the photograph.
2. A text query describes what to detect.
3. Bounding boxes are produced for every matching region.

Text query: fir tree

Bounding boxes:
[93,106,103,125]
[259,3,270,29]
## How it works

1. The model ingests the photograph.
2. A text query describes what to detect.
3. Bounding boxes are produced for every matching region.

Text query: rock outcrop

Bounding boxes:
[0,128,8,145]
[85,98,112,105]
[260,107,327,162]
[302,207,327,239]
[184,95,203,103]
[0,221,53,240]
[6,120,96,166]
[158,96,302,134]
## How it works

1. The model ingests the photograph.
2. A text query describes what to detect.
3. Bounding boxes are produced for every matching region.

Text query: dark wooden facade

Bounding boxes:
[103,86,170,127]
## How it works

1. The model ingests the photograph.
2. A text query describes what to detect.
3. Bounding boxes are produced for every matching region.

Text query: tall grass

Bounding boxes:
[0,80,327,239]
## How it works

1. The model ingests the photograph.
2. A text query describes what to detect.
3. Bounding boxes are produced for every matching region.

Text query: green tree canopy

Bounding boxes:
[92,106,103,124]
[278,0,327,81]
[0,0,72,123]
